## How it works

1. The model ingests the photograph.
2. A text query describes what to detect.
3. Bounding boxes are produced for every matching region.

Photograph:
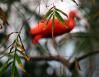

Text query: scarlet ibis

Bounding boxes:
[29,10,80,44]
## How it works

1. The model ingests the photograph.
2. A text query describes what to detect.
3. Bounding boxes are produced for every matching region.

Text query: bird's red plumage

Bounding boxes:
[29,11,77,44]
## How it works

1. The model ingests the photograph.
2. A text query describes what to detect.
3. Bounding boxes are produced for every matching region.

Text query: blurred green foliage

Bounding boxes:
[0,0,99,77]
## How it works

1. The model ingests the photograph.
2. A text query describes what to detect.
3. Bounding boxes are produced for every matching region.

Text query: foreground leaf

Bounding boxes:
[55,11,65,25]
[15,54,22,65]
[0,61,12,76]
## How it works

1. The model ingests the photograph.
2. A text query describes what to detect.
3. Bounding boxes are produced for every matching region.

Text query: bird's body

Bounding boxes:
[29,11,78,44]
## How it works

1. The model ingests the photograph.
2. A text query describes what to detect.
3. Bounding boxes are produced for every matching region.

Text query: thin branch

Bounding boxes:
[77,50,99,61]
[69,50,99,70]
[30,50,99,71]
[0,42,14,59]
[30,55,70,67]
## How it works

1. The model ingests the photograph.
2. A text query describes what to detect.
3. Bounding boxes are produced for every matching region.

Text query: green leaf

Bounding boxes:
[45,9,53,18]
[55,11,65,25]
[15,65,21,77]
[11,63,15,77]
[55,8,68,18]
[16,49,30,61]
[15,54,22,65]
[0,61,12,76]
[46,12,53,27]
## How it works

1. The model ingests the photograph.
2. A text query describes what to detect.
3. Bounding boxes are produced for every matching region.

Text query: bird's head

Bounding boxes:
[69,10,81,20]
[69,10,90,29]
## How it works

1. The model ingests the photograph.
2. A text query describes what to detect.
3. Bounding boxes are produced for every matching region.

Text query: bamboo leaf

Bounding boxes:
[17,43,25,52]
[0,61,12,76]
[18,35,25,52]
[15,55,28,75]
[46,12,53,24]
[15,54,22,65]
[55,11,65,25]
[18,64,26,73]
[16,49,30,61]
[23,55,30,61]
[45,9,53,18]
[11,63,15,77]
[55,8,68,18]
[15,66,21,77]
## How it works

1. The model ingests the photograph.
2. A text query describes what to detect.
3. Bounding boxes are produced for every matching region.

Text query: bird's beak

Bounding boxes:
[76,13,82,20]
[76,16,81,20]
[76,12,90,29]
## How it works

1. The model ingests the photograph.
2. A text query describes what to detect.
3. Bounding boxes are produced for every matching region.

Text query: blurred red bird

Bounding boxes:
[29,10,80,44]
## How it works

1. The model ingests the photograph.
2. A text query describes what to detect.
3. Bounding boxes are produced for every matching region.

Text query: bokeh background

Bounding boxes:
[0,0,99,77]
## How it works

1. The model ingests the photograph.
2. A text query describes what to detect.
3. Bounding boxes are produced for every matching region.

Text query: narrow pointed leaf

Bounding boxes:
[55,11,65,25]
[45,6,55,18]
[55,8,68,18]
[15,53,27,73]
[24,55,30,61]
[16,49,30,61]
[45,10,53,18]
[15,66,21,77]
[46,12,53,24]
[0,61,12,76]
[18,64,26,73]
[11,63,15,77]
[15,54,22,65]
[17,43,25,52]
[18,35,26,52]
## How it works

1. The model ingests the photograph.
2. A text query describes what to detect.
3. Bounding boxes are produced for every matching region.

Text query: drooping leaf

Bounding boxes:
[45,10,53,18]
[15,54,22,65]
[17,43,25,52]
[55,11,65,25]
[11,62,15,77]
[23,55,30,61]
[46,12,53,24]
[18,35,25,52]
[0,61,12,76]
[16,49,30,61]
[55,8,68,18]
[15,54,29,76]
[15,66,21,77]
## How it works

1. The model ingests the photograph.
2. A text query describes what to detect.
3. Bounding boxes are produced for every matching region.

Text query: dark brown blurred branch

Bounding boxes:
[30,50,99,70]
[30,55,70,67]
[69,50,99,70]
[1,49,99,70]
[77,50,99,61]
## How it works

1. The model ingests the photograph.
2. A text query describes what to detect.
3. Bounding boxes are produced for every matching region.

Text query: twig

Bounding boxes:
[30,55,70,67]
[77,50,99,61]
[69,50,99,70]
[0,42,14,59]
[30,50,99,71]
